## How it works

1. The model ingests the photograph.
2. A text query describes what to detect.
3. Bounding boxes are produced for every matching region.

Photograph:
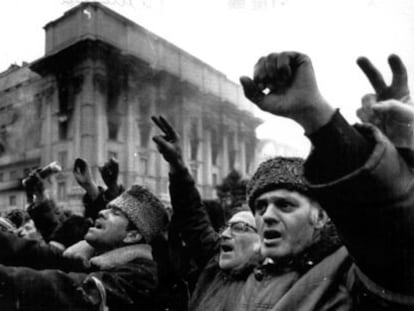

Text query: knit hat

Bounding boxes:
[247,157,309,209]
[108,185,168,244]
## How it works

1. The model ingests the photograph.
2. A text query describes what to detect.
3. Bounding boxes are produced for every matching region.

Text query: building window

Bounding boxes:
[139,101,151,117]
[212,172,218,187]
[108,151,118,160]
[138,122,151,148]
[140,157,148,176]
[211,129,220,166]
[137,100,151,148]
[58,118,69,140]
[189,121,199,161]
[35,97,42,119]
[10,170,18,180]
[9,195,16,206]
[0,172,4,182]
[190,164,198,183]
[245,139,255,173]
[58,151,68,170]
[57,182,66,201]
[108,119,119,141]
[228,132,236,170]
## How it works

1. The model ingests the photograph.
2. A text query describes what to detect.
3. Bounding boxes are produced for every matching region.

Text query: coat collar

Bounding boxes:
[64,240,153,270]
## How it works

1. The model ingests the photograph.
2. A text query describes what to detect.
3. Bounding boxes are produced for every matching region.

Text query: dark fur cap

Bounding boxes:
[109,185,168,244]
[247,157,309,209]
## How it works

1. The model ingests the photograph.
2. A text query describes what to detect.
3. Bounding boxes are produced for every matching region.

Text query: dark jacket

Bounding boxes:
[169,168,257,311]
[27,199,66,242]
[238,114,414,310]
[0,230,159,311]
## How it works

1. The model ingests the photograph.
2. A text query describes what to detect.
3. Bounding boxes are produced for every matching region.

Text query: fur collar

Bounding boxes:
[63,240,153,270]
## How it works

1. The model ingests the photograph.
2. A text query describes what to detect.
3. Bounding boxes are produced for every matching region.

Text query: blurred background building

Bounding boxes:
[0,2,261,213]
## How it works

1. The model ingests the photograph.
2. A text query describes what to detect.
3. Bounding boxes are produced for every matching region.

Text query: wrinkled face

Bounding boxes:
[218,211,260,271]
[253,189,324,260]
[84,206,131,251]
[17,220,43,241]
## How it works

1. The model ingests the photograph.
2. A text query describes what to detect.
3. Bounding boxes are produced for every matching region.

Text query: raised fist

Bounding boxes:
[99,158,119,188]
[240,51,333,133]
[73,158,94,189]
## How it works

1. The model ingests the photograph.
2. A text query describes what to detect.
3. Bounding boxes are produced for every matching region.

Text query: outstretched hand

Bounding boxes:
[357,54,410,102]
[152,116,184,168]
[240,51,334,133]
[99,158,119,188]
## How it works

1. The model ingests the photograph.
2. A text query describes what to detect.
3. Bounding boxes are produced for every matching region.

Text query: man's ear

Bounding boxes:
[123,230,143,245]
[310,203,328,229]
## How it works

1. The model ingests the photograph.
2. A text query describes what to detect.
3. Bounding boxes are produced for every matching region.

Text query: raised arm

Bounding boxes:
[24,170,65,242]
[241,51,414,297]
[152,116,219,267]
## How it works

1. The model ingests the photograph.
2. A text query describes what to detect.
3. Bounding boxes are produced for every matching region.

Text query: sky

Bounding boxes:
[0,0,413,156]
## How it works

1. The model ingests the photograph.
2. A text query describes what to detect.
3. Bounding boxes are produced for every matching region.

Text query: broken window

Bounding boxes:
[228,132,236,170]
[189,120,199,161]
[58,117,69,140]
[211,128,220,166]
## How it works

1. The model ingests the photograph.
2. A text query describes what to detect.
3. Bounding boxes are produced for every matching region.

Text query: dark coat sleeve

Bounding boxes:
[0,230,75,270]
[83,185,125,221]
[306,118,414,298]
[27,198,65,242]
[169,167,220,268]
[0,258,158,310]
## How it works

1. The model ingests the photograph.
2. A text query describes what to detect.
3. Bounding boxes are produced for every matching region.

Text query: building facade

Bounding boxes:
[0,2,261,213]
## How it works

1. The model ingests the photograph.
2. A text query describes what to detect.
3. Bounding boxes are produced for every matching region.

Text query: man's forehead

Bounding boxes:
[230,211,256,227]
[106,205,126,216]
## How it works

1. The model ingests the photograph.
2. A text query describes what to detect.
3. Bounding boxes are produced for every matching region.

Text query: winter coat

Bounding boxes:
[0,231,159,311]
[169,168,257,311]
[238,117,414,310]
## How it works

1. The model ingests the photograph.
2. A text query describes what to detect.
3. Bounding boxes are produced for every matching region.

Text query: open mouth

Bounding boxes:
[220,243,234,253]
[94,221,104,229]
[263,230,282,240]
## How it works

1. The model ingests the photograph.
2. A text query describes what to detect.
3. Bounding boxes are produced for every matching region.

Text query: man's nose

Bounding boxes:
[262,204,280,225]
[98,209,109,218]
[220,226,232,238]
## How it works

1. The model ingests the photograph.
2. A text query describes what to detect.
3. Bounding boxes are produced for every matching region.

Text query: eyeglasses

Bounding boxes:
[219,221,257,235]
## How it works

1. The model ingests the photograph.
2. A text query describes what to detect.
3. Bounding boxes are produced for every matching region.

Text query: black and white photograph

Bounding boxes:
[0,0,412,310]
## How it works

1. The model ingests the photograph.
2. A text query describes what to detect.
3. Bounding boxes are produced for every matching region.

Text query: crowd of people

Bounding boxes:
[0,51,412,310]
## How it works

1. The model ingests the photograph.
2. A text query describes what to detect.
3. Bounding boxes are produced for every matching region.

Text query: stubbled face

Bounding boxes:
[218,211,260,271]
[253,189,323,260]
[17,220,43,241]
[84,206,130,251]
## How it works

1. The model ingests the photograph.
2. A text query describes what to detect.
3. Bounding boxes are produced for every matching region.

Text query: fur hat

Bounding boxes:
[247,157,309,209]
[109,185,168,244]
